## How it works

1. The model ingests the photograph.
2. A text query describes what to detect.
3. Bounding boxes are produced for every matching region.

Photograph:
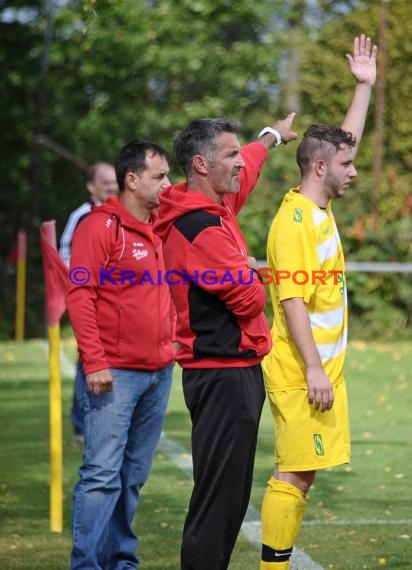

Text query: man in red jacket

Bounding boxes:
[154,115,297,570]
[67,140,175,570]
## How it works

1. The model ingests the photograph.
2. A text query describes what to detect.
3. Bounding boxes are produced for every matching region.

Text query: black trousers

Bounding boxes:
[181,365,266,570]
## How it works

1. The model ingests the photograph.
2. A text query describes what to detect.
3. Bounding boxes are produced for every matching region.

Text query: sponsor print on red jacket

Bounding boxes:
[154,141,272,369]
[66,196,175,375]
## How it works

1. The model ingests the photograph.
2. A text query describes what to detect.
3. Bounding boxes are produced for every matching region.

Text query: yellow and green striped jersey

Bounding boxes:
[263,187,347,390]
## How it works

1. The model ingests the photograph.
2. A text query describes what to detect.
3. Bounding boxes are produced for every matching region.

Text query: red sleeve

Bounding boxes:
[225,141,268,215]
[66,215,115,374]
[187,225,267,318]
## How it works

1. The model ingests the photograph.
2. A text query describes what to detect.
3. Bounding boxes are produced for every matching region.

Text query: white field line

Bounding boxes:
[39,340,75,378]
[42,346,410,566]
[59,347,75,378]
[303,518,412,526]
[158,436,412,529]
[158,434,324,570]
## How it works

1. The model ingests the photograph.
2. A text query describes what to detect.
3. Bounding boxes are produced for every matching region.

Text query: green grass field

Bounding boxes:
[0,338,411,569]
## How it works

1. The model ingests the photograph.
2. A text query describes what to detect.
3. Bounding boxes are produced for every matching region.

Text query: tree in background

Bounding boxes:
[1,0,284,336]
[0,0,410,338]
[283,0,411,336]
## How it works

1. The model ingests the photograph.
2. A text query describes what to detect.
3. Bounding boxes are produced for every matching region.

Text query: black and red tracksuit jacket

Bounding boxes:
[154,141,272,369]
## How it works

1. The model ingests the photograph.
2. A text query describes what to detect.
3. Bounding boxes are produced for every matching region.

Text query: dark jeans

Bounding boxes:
[181,365,265,570]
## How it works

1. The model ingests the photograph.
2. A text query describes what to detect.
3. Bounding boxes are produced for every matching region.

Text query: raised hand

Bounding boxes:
[346,34,377,87]
[273,112,298,145]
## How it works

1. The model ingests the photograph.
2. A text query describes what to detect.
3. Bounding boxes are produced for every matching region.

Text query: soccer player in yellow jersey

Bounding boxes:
[260,35,377,569]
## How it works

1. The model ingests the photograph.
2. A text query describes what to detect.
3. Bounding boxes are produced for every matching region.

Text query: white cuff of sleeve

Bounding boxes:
[258,127,282,147]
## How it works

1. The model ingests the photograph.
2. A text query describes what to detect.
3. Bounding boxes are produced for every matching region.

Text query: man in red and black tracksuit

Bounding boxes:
[154,115,297,570]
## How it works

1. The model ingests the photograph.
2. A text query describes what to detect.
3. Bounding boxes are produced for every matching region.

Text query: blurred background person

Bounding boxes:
[60,162,118,443]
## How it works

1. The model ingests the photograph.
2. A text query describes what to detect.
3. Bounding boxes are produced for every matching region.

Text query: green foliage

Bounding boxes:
[240,0,412,337]
[0,0,410,338]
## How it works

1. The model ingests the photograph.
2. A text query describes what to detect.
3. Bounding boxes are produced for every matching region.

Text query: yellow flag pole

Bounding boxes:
[40,221,65,533]
[48,322,63,532]
[15,230,27,341]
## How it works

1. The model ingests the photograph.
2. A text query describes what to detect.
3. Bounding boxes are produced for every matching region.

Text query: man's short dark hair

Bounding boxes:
[115,140,169,191]
[174,118,241,178]
[296,124,357,177]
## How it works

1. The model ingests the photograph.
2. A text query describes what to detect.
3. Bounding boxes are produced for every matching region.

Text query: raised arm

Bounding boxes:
[228,113,298,214]
[341,34,377,155]
[257,112,298,151]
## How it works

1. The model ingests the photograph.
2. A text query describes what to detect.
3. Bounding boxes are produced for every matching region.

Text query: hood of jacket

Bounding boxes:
[92,196,157,239]
[154,183,228,241]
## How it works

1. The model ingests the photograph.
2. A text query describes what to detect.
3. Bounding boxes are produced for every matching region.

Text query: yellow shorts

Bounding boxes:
[266,378,350,472]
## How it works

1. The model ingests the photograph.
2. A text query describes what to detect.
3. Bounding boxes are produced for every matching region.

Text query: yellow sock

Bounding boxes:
[260,562,289,570]
[260,477,307,569]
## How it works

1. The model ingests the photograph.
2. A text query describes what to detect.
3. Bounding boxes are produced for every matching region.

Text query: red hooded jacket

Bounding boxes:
[66,196,175,375]
[154,141,272,368]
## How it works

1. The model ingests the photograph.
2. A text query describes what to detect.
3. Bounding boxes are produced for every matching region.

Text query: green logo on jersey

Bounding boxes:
[337,272,345,295]
[293,208,303,223]
[313,433,325,456]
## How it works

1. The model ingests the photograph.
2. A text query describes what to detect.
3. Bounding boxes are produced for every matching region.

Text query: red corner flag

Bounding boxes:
[40,221,68,326]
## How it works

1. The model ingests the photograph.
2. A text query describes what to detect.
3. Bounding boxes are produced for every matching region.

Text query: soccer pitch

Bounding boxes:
[0,339,410,569]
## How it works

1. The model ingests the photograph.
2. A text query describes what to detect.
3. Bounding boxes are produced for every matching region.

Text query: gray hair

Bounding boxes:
[174,118,241,178]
